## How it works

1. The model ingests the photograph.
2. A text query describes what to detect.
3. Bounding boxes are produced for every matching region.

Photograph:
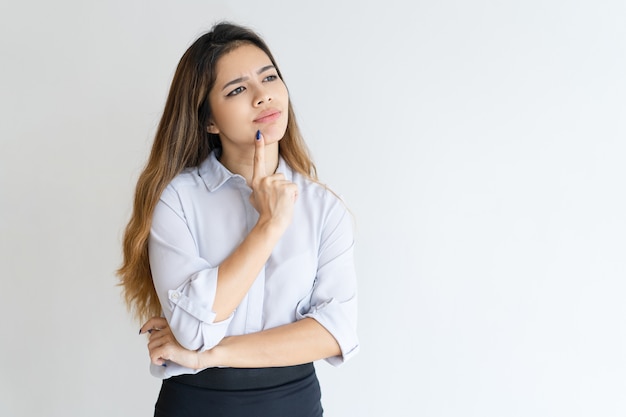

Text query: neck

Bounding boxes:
[219,142,280,185]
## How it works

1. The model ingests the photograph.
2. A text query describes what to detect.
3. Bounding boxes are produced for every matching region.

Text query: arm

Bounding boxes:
[210,318,340,367]
[295,194,359,366]
[150,133,297,350]
[210,219,282,321]
[143,317,340,369]
[144,191,359,369]
[212,133,297,321]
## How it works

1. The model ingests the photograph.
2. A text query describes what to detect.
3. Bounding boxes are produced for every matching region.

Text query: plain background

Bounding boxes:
[1,1,625,416]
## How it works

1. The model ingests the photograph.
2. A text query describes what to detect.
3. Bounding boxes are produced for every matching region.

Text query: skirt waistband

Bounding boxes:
[168,363,315,391]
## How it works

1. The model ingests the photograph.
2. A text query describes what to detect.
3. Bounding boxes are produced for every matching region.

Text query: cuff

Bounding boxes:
[297,297,359,366]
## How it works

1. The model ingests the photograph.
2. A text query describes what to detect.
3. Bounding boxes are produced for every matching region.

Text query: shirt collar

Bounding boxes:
[198,149,293,192]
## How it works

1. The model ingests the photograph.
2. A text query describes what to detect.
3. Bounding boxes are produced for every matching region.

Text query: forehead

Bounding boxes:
[214,43,273,80]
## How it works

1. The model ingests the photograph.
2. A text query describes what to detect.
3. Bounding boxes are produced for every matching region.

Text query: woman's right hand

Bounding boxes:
[141,317,204,369]
[249,131,298,233]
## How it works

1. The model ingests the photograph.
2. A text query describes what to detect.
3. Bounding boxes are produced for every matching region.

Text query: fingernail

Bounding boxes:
[148,329,152,334]
[162,363,167,367]
[256,130,261,140]
[138,329,142,335]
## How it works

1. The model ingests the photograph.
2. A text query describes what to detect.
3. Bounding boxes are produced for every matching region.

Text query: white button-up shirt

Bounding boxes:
[148,151,358,378]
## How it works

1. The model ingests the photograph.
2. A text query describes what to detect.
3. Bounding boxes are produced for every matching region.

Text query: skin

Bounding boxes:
[207,43,289,185]
[139,44,341,369]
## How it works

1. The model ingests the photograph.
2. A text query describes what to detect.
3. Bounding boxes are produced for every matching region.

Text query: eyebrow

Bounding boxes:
[221,65,276,91]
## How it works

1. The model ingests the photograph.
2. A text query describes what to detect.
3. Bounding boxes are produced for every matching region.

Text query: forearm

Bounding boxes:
[202,318,341,368]
[213,220,282,321]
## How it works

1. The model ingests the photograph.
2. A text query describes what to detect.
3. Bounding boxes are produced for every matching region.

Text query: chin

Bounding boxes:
[264,134,284,144]
[261,125,287,144]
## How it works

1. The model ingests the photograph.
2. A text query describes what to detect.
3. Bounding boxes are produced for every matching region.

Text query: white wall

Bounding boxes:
[1,1,625,416]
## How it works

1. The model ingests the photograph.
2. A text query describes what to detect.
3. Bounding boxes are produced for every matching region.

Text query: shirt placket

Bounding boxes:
[241,184,265,334]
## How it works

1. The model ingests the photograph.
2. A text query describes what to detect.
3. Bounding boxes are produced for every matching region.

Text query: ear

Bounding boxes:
[207,122,219,134]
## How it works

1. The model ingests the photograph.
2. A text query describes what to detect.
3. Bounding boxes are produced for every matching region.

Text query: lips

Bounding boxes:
[253,109,281,123]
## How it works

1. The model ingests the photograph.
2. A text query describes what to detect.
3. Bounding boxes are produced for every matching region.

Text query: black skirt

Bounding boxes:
[154,364,323,417]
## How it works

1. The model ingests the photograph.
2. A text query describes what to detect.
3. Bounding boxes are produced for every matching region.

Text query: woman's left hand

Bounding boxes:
[140,317,201,370]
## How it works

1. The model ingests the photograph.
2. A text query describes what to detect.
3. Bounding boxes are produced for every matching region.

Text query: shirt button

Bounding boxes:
[171,292,180,300]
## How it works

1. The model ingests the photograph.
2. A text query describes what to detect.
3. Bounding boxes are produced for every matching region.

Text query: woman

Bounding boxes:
[118,22,358,416]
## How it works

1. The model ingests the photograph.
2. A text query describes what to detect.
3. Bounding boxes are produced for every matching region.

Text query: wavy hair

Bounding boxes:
[117,22,317,322]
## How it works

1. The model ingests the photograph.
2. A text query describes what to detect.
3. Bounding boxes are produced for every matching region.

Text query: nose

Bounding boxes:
[253,85,272,106]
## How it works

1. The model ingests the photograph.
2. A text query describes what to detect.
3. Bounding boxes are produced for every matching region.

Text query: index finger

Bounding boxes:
[252,129,266,181]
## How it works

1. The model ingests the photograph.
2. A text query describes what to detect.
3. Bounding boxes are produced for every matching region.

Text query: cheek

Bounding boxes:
[277,83,289,103]
[211,101,242,129]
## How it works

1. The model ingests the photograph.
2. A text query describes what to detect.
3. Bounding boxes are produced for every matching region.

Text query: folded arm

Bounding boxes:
[149,196,289,351]
[143,317,340,369]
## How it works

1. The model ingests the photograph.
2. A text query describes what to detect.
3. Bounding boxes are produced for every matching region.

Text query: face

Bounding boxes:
[207,43,289,150]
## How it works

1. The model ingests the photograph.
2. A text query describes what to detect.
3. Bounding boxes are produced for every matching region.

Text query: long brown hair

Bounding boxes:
[117,22,317,323]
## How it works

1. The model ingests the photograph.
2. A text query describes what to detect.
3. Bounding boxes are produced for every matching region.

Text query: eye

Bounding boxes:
[263,74,278,82]
[227,86,245,97]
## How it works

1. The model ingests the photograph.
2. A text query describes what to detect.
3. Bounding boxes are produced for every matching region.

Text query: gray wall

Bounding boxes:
[1,1,625,416]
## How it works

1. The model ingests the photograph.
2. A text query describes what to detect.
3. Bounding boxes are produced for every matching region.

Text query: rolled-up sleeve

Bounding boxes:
[296,196,359,366]
[148,186,232,351]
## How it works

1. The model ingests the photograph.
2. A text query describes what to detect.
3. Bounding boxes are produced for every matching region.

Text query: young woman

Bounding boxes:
[118,22,358,417]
